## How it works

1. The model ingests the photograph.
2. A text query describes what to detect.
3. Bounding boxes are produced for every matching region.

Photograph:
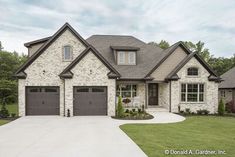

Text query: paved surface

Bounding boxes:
[0,112,185,157]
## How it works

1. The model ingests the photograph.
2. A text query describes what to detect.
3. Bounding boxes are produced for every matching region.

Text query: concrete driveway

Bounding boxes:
[0,113,184,157]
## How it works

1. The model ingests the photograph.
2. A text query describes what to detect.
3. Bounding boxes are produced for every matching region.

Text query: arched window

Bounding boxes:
[187,67,198,76]
[63,45,72,61]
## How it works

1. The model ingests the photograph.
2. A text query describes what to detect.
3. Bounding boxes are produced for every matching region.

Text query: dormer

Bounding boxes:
[110,46,139,65]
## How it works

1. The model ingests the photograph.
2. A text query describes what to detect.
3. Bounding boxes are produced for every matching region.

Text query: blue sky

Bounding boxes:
[0,0,235,57]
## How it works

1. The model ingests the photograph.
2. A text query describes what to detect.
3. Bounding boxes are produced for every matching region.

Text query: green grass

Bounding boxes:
[0,103,18,115]
[0,103,18,126]
[0,119,10,125]
[120,116,235,157]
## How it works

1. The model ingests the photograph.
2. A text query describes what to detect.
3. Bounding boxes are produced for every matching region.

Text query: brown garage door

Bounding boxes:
[73,86,107,116]
[26,87,60,115]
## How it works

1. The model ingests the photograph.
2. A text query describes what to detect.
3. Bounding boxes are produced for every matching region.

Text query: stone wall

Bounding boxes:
[18,29,86,116]
[158,83,170,109]
[171,57,219,114]
[65,51,116,116]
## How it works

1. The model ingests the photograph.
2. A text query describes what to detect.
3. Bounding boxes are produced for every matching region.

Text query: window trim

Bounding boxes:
[62,45,73,61]
[180,83,205,103]
[116,84,137,98]
[128,51,136,65]
[117,51,125,65]
[187,67,199,76]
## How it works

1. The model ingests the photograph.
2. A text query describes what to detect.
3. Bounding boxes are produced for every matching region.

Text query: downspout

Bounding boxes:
[169,81,172,112]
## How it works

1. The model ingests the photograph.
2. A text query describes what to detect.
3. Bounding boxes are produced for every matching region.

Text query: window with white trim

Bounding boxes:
[128,51,136,65]
[118,51,125,64]
[116,85,137,98]
[181,83,204,102]
[63,45,72,61]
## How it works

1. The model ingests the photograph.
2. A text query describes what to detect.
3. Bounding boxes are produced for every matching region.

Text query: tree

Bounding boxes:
[218,99,225,115]
[116,96,124,118]
[0,41,3,51]
[184,41,211,62]
[148,40,170,49]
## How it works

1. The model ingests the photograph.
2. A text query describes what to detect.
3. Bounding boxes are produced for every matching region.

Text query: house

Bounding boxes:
[15,23,221,116]
[219,66,235,106]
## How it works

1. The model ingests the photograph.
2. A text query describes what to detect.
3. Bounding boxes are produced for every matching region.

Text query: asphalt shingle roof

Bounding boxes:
[86,35,166,79]
[219,66,235,88]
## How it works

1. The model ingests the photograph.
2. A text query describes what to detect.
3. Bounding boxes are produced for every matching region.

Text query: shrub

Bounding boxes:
[116,96,124,117]
[179,110,184,114]
[197,109,203,115]
[178,105,181,113]
[141,105,145,113]
[202,109,210,115]
[132,108,136,112]
[0,103,9,118]
[125,109,129,113]
[218,99,225,116]
[138,108,141,113]
[11,113,16,118]
[185,108,191,114]
[225,103,232,113]
[129,110,133,115]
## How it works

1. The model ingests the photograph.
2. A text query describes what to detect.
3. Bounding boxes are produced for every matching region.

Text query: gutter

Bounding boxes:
[63,79,66,116]
[169,81,172,112]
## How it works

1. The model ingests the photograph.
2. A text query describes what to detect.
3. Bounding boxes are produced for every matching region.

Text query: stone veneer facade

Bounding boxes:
[170,57,219,113]
[65,51,116,116]
[18,29,116,116]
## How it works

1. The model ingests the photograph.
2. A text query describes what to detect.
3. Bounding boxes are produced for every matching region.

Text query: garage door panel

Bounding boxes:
[74,86,107,116]
[26,87,59,115]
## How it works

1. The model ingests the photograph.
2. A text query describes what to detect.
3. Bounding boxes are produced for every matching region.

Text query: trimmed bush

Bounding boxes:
[197,109,203,115]
[185,108,191,114]
[138,108,141,113]
[132,108,136,112]
[117,96,124,118]
[125,109,129,113]
[0,103,9,118]
[218,99,225,116]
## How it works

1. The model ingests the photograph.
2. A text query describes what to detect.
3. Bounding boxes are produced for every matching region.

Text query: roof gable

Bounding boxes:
[166,51,221,82]
[219,66,235,88]
[15,23,89,77]
[145,41,191,77]
[60,46,120,79]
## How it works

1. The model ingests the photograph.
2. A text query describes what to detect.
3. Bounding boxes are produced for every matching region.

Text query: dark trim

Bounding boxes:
[14,71,27,79]
[145,41,191,77]
[219,87,235,90]
[165,51,221,82]
[60,46,120,79]
[24,36,51,47]
[15,23,90,76]
[110,46,140,51]
[117,77,153,81]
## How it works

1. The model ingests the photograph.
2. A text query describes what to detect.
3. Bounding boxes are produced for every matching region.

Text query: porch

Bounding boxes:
[116,81,170,111]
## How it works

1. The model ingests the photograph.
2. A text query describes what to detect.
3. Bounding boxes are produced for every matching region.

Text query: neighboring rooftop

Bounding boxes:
[219,66,235,89]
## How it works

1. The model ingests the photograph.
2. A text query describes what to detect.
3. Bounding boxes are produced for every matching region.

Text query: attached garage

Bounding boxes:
[73,86,107,116]
[26,87,60,115]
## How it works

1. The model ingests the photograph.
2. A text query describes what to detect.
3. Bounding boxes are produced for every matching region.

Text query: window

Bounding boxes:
[77,88,89,92]
[128,52,136,65]
[116,85,137,98]
[181,83,204,102]
[220,90,226,97]
[92,88,104,92]
[187,67,198,76]
[118,51,125,64]
[117,51,136,65]
[45,88,57,92]
[63,45,72,61]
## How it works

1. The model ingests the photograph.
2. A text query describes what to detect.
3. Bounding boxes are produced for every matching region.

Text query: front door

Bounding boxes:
[148,83,158,106]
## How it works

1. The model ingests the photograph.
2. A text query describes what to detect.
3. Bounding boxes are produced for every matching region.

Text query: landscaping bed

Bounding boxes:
[112,111,154,120]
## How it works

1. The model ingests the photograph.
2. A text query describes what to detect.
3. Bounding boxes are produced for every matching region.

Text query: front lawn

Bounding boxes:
[0,119,10,126]
[120,116,235,157]
[0,103,18,116]
[0,103,18,126]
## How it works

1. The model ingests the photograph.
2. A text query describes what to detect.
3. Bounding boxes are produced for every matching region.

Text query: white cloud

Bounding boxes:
[0,0,235,57]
